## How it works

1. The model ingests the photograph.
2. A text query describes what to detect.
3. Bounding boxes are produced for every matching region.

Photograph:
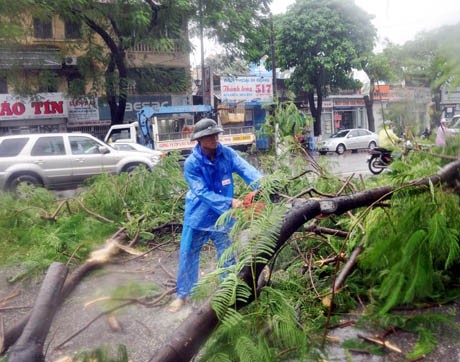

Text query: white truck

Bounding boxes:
[104,104,256,153]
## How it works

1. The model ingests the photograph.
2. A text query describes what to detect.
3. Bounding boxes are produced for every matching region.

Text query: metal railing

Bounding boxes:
[158,131,187,142]
[130,40,183,54]
[222,126,254,135]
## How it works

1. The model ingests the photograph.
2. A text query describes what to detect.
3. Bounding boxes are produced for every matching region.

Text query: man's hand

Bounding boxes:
[243,190,259,207]
[243,190,265,216]
[232,199,243,209]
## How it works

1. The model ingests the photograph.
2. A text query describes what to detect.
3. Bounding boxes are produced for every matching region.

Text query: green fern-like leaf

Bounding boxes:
[428,213,460,269]
[236,336,268,362]
[361,187,460,313]
[211,273,252,319]
[378,271,406,314]
[206,353,233,362]
[406,327,437,359]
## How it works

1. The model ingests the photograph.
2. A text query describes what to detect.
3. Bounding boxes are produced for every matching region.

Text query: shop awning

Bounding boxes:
[0,47,62,70]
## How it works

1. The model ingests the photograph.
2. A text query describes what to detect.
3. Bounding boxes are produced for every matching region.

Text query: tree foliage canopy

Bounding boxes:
[382,23,460,89]
[36,0,192,124]
[380,23,460,123]
[274,0,376,135]
[190,0,271,57]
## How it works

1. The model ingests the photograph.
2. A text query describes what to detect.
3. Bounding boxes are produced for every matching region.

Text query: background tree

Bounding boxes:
[274,0,376,136]
[33,0,191,125]
[431,24,460,88]
[360,53,393,132]
[205,53,250,76]
[32,0,270,125]
[190,0,271,58]
[382,23,460,127]
[0,0,31,40]
[0,0,58,93]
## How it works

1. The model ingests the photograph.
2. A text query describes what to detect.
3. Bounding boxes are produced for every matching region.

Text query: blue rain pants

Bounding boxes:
[176,226,235,299]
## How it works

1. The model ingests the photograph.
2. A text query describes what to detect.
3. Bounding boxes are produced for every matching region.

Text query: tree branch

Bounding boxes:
[151,159,460,362]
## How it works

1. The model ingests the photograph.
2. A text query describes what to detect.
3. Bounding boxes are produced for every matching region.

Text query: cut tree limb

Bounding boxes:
[333,245,362,292]
[151,159,460,362]
[0,233,127,355]
[7,262,68,362]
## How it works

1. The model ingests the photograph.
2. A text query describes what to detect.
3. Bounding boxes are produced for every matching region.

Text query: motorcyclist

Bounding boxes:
[168,118,263,312]
[378,120,401,149]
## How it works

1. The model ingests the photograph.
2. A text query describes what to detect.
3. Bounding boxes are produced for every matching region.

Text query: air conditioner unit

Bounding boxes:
[64,56,78,66]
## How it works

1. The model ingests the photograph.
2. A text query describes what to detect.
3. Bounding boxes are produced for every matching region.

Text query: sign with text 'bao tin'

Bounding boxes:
[220,76,273,103]
[0,93,68,120]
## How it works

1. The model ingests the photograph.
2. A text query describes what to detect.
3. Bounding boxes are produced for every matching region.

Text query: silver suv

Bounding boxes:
[0,133,162,191]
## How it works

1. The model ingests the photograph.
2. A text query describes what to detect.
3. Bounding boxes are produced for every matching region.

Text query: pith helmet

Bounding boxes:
[190,118,223,141]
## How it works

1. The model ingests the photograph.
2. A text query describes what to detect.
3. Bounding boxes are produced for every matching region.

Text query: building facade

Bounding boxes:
[0,9,191,137]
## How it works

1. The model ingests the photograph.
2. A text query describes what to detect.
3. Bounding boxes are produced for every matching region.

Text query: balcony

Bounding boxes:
[127,40,190,69]
[130,40,184,54]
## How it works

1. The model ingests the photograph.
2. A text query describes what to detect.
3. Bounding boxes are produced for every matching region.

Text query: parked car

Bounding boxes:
[318,128,378,155]
[110,141,165,158]
[0,133,161,191]
[447,116,460,135]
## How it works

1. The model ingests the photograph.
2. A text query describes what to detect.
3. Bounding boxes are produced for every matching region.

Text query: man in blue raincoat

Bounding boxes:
[169,118,262,312]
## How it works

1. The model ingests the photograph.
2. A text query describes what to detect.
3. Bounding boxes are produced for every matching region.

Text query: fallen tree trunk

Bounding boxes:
[151,159,460,362]
[7,262,68,362]
[0,233,127,355]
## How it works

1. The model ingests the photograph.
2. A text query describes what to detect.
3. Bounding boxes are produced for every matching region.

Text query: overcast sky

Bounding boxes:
[192,0,460,66]
[270,0,460,47]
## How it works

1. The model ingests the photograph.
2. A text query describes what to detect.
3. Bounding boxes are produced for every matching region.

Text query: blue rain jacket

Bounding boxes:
[183,143,262,231]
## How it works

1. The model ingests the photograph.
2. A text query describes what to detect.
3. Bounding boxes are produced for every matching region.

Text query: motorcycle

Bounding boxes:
[368,140,413,175]
[367,147,393,174]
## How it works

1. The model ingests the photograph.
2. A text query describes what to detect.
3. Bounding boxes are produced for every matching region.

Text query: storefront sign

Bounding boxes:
[0,93,68,121]
[68,96,100,125]
[334,99,365,107]
[373,85,390,99]
[221,76,273,103]
[98,95,182,122]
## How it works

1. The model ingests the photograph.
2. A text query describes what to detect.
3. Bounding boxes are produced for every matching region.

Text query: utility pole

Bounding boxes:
[199,0,206,104]
[270,16,276,101]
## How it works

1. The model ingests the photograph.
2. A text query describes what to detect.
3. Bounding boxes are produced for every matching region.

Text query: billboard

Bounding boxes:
[221,76,273,103]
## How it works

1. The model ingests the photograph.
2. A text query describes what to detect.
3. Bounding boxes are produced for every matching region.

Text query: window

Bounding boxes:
[67,74,85,95]
[69,136,101,155]
[0,138,28,157]
[245,109,254,122]
[348,130,359,138]
[107,129,132,143]
[33,18,52,39]
[64,19,81,39]
[38,71,58,93]
[31,137,65,156]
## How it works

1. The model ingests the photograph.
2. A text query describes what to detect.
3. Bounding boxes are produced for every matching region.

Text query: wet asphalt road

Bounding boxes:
[54,151,374,199]
[315,150,373,177]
